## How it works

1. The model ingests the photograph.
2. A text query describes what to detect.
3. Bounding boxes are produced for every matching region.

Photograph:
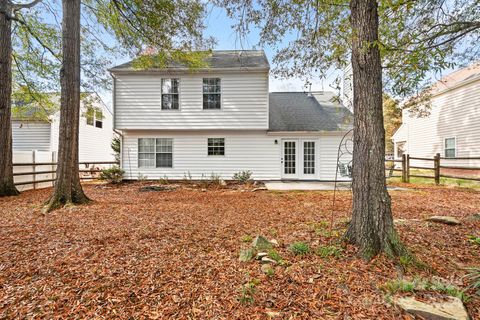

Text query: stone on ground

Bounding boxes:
[239,248,255,262]
[256,252,268,259]
[252,236,272,250]
[393,296,469,320]
[261,257,277,264]
[426,216,461,225]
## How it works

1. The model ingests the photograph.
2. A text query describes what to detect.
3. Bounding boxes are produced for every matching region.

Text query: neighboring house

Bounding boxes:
[12,93,115,162]
[392,62,480,169]
[110,50,352,181]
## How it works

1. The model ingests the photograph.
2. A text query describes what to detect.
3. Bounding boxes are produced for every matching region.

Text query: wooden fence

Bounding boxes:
[385,153,480,184]
[13,150,118,191]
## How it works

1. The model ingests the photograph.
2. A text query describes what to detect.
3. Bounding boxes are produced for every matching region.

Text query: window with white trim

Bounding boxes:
[161,78,179,110]
[207,138,225,156]
[203,78,221,109]
[444,137,456,158]
[86,107,102,128]
[138,138,173,168]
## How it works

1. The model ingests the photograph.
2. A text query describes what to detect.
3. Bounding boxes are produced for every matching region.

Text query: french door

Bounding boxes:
[282,139,317,179]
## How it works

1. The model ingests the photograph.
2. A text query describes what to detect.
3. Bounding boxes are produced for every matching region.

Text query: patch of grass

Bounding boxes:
[289,242,310,255]
[316,245,343,258]
[467,235,480,245]
[238,278,260,305]
[465,268,480,296]
[382,278,469,302]
[267,249,282,262]
[241,235,253,243]
[388,169,480,190]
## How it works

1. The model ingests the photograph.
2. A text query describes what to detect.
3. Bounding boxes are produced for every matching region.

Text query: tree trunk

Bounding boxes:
[345,0,407,259]
[44,0,89,212]
[0,0,20,197]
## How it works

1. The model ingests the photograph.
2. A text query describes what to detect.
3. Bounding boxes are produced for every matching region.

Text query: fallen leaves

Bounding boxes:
[0,182,478,318]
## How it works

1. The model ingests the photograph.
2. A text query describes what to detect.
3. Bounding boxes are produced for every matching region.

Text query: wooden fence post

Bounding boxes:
[401,154,407,182]
[434,153,440,185]
[406,154,410,183]
[32,150,36,190]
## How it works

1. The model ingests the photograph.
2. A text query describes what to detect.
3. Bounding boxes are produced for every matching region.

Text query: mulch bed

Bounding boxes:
[0,182,479,319]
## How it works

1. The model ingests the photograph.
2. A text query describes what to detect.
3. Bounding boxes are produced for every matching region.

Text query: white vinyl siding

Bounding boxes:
[121,130,349,181]
[114,72,269,129]
[392,78,480,167]
[12,121,51,151]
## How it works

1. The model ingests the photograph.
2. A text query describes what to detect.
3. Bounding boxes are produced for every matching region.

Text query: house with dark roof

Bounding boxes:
[110,50,352,181]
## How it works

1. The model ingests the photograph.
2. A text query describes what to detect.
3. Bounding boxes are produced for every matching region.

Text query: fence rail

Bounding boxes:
[386,153,480,184]
[12,151,118,190]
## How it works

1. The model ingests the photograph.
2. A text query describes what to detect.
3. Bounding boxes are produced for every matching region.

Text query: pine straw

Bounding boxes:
[0,182,478,319]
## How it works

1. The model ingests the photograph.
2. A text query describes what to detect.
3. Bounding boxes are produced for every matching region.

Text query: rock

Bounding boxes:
[252,236,272,250]
[393,296,469,320]
[252,187,267,192]
[256,252,268,259]
[201,188,207,192]
[270,239,279,246]
[239,248,255,262]
[261,257,277,264]
[265,310,280,318]
[426,216,461,225]
[467,213,480,221]
[220,179,227,186]
[261,264,274,274]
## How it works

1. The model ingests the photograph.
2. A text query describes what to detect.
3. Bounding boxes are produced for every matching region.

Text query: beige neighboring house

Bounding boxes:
[392,62,480,171]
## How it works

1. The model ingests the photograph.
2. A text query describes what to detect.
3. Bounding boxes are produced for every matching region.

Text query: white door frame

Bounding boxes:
[281,139,299,179]
[281,138,319,180]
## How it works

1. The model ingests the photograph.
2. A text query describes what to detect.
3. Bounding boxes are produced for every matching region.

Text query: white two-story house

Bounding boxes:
[110,50,352,181]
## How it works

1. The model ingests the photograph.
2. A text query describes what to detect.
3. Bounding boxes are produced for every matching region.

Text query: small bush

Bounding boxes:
[137,173,148,181]
[289,242,310,255]
[233,170,253,183]
[238,278,260,305]
[209,173,222,185]
[316,245,343,258]
[158,175,169,185]
[99,166,124,184]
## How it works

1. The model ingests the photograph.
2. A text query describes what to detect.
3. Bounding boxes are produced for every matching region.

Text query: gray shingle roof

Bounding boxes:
[110,50,269,72]
[269,92,353,132]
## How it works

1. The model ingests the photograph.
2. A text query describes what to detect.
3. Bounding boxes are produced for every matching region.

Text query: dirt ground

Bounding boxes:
[0,182,479,319]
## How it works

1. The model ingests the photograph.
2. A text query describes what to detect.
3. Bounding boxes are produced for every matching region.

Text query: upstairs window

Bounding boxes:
[86,107,102,128]
[138,138,173,168]
[95,110,103,128]
[161,78,179,110]
[203,78,221,109]
[444,137,456,158]
[207,138,225,156]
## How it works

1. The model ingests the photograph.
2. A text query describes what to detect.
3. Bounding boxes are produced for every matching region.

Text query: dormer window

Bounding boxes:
[161,78,179,110]
[203,78,221,109]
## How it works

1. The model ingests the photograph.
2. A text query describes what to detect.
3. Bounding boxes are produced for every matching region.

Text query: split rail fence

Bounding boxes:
[13,150,118,191]
[385,153,480,184]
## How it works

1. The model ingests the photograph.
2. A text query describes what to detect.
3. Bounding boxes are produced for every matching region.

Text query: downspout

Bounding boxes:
[110,73,124,170]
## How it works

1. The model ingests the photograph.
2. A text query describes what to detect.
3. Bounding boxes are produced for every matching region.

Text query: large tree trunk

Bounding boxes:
[0,0,20,197]
[345,0,407,259]
[44,0,89,212]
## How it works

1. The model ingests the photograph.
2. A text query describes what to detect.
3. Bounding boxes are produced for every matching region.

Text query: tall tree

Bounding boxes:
[44,0,86,211]
[217,0,479,259]
[0,0,44,197]
[0,0,18,196]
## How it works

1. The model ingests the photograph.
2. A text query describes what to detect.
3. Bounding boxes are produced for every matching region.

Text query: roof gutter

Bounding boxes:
[108,67,270,75]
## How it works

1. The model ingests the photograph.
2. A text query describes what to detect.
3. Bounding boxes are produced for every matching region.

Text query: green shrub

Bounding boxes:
[289,242,310,255]
[99,166,124,183]
[158,175,169,185]
[233,170,253,183]
[238,278,260,305]
[316,245,343,258]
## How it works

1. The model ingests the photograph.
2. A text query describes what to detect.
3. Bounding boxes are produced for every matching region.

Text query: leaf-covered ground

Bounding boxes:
[0,182,479,319]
